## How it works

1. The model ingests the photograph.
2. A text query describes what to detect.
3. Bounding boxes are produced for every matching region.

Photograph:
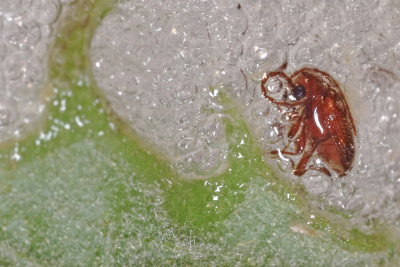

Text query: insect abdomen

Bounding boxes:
[322,96,355,173]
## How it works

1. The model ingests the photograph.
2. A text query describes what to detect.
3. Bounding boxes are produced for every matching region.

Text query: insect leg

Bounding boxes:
[309,166,332,177]
[293,141,318,176]
[288,118,303,140]
[270,118,305,157]
[271,147,299,156]
[295,127,307,154]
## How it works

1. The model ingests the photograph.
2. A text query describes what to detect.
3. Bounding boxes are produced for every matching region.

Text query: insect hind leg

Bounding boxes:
[293,141,318,176]
[308,166,332,177]
[271,148,299,158]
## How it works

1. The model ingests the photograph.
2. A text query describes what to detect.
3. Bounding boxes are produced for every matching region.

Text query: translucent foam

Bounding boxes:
[0,0,63,143]
[90,0,400,229]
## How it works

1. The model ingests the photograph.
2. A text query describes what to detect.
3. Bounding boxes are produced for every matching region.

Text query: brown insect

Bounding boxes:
[261,67,356,177]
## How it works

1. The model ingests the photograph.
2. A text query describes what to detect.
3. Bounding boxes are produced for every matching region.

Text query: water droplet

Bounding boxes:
[277,157,294,173]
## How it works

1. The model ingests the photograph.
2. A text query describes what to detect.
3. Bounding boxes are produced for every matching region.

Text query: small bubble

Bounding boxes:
[266,77,283,94]
[196,149,222,175]
[384,0,400,28]
[182,13,207,38]
[251,101,269,119]
[221,40,242,64]
[326,194,346,211]
[241,33,286,75]
[5,53,43,100]
[302,172,332,198]
[176,136,197,154]
[200,115,226,148]
[223,7,248,39]
[277,157,294,173]
[330,43,346,63]
[168,23,188,48]
[31,0,61,24]
[204,66,246,99]
[174,113,192,131]
[341,183,355,199]
[291,38,329,69]
[0,0,20,14]
[320,5,341,29]
[278,22,299,45]
[3,18,40,49]
[176,141,209,174]
[208,20,227,40]
[261,122,282,144]
[249,4,277,33]
[174,78,197,105]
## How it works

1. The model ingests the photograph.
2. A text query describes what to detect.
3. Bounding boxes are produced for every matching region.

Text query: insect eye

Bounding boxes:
[292,85,306,100]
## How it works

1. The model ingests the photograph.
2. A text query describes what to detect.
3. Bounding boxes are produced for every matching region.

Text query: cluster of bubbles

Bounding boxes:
[91,0,400,229]
[90,1,235,178]
[0,0,64,144]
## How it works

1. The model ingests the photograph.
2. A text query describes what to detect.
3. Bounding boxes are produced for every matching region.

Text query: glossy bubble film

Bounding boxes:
[0,0,64,144]
[91,0,400,230]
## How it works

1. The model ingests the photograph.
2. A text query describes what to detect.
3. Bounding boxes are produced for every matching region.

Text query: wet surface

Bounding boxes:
[91,0,400,230]
[0,0,399,265]
[0,0,66,143]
